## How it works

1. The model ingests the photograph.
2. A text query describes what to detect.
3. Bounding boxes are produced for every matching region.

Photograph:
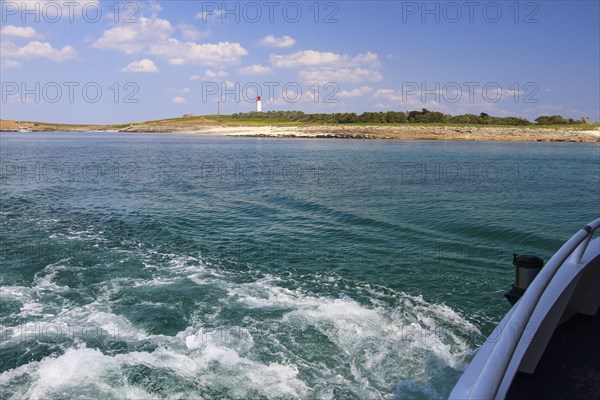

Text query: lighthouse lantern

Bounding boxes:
[256,96,262,112]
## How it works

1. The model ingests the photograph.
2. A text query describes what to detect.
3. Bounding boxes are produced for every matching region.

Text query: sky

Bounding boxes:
[1,0,599,124]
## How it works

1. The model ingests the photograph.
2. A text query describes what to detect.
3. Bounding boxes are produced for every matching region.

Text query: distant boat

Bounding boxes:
[18,118,32,133]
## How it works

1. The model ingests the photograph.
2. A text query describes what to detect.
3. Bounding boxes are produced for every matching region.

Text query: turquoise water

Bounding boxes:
[1,132,598,399]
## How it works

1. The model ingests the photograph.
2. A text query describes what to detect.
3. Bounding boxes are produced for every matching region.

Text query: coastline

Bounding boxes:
[167,125,600,142]
[1,119,598,142]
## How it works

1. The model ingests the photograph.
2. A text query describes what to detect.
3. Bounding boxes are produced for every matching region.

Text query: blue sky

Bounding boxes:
[1,0,598,124]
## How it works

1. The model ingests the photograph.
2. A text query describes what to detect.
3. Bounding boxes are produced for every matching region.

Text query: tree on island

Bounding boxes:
[227,110,584,126]
[407,108,447,123]
[535,115,581,125]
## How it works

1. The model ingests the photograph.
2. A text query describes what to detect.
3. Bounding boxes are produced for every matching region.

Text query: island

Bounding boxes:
[1,110,598,142]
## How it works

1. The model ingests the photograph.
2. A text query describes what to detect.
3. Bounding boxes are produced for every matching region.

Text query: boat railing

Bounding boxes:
[460,217,600,399]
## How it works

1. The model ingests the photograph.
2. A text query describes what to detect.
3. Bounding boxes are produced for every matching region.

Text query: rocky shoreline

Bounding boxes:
[1,120,598,142]
[120,124,600,142]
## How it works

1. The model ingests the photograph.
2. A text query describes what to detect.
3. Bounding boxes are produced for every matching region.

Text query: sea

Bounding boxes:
[1,132,598,399]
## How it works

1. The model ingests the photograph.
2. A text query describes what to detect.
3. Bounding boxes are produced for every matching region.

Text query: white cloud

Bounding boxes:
[371,86,530,115]
[0,60,22,69]
[203,70,228,79]
[177,88,191,93]
[373,88,422,106]
[94,15,247,66]
[145,0,163,14]
[264,85,345,107]
[0,40,77,62]
[271,50,382,83]
[300,68,382,83]
[93,17,174,55]
[237,64,273,75]
[352,52,381,68]
[373,89,399,99]
[150,40,247,67]
[257,35,295,48]
[0,25,42,39]
[178,24,210,41]
[372,88,440,109]
[172,96,187,104]
[337,86,373,98]
[270,50,380,68]
[270,50,345,68]
[121,59,160,73]
[195,8,224,22]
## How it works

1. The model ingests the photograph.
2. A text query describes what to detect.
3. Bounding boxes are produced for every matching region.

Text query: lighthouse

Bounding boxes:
[256,96,262,112]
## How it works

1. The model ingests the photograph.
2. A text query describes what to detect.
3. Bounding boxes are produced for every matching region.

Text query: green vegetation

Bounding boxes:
[3,110,594,134]
[225,109,586,126]
[535,115,583,125]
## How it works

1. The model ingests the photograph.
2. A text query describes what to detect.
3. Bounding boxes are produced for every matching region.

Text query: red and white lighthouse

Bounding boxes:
[256,96,262,112]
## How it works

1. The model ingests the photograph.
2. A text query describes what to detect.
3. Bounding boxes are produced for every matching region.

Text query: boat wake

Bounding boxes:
[0,248,482,399]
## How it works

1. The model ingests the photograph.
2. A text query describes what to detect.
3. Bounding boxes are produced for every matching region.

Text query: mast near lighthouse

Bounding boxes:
[256,96,262,112]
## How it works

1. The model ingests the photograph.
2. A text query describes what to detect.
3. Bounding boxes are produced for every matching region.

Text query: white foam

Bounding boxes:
[32,261,71,294]
[221,275,478,397]
[1,250,479,399]
[131,276,181,287]
[0,285,47,319]
[1,276,151,346]
[1,342,310,399]
[0,285,33,304]
[23,347,155,399]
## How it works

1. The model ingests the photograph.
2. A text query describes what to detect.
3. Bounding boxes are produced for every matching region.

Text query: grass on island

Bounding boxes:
[130,115,600,130]
[133,115,321,127]
[1,115,598,132]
